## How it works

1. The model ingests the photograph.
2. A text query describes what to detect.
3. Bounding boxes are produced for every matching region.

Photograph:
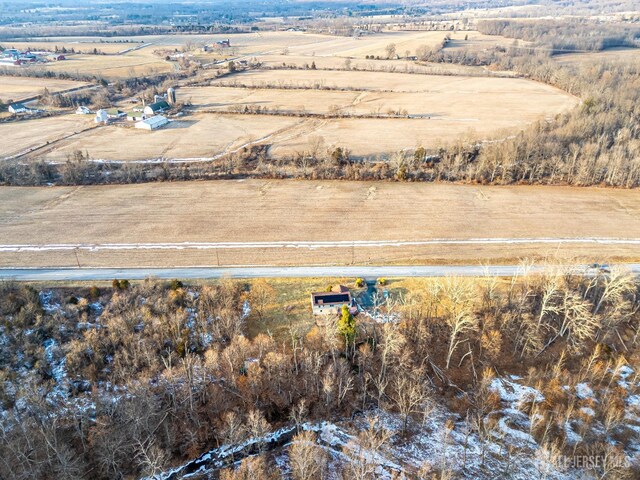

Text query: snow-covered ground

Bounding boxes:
[144,369,640,480]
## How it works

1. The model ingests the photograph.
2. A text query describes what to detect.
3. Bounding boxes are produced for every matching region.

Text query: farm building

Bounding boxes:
[143,100,170,116]
[94,109,109,123]
[106,108,126,119]
[127,112,145,122]
[311,285,353,315]
[76,106,91,115]
[135,115,169,130]
[8,103,29,114]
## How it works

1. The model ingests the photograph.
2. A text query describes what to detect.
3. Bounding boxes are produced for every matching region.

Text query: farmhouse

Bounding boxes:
[135,115,169,130]
[311,285,353,315]
[76,106,91,115]
[143,100,170,116]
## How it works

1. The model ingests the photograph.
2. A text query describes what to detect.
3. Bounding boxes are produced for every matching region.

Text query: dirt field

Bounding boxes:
[0,76,89,103]
[0,180,638,267]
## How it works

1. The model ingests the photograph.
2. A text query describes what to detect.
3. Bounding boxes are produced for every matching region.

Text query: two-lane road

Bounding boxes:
[2,264,639,281]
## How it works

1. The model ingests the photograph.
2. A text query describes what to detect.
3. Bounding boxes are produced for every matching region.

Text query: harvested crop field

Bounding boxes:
[0,76,89,103]
[0,180,638,268]
[212,69,553,93]
[29,113,300,162]
[554,47,640,66]
[27,50,172,79]
[0,115,96,159]
[24,70,575,161]
[2,41,144,55]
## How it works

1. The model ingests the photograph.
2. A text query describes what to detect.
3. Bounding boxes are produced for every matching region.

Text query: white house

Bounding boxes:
[94,109,109,124]
[76,106,91,115]
[135,115,169,130]
[310,285,353,315]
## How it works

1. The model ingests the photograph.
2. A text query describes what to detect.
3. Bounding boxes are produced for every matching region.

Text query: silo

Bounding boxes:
[167,87,176,105]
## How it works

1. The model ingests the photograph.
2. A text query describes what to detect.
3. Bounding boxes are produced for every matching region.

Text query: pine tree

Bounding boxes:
[337,305,355,357]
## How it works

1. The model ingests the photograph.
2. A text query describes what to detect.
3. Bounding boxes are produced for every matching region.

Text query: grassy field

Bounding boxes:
[0,180,638,267]
[0,76,89,103]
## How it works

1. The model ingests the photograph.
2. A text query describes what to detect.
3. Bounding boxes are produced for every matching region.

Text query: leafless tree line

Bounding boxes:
[0,268,638,478]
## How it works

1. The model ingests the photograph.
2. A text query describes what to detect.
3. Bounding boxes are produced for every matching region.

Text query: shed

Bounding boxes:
[135,115,169,130]
[76,106,91,115]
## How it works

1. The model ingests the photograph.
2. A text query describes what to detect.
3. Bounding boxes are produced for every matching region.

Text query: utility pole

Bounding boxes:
[74,248,81,268]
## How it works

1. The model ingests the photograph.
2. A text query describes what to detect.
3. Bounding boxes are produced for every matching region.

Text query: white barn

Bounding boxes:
[94,109,109,124]
[135,115,168,130]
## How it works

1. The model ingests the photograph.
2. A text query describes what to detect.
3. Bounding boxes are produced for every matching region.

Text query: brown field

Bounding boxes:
[0,76,89,103]
[0,180,638,268]
[1,30,573,161]
[211,68,540,92]
[0,115,95,159]
[554,47,640,66]
[253,54,504,76]
[2,41,144,55]
[184,74,573,117]
[25,50,173,79]
[27,113,300,161]
[25,70,574,161]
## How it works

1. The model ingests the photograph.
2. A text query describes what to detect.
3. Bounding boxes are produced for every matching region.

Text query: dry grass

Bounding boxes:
[0,76,89,103]
[0,180,639,267]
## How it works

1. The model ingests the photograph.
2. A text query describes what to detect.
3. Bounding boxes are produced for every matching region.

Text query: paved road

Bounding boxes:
[1,264,639,281]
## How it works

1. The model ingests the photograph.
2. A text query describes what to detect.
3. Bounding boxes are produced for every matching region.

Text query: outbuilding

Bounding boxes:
[127,111,145,122]
[143,100,170,116]
[8,103,28,114]
[135,115,169,130]
[94,109,109,123]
